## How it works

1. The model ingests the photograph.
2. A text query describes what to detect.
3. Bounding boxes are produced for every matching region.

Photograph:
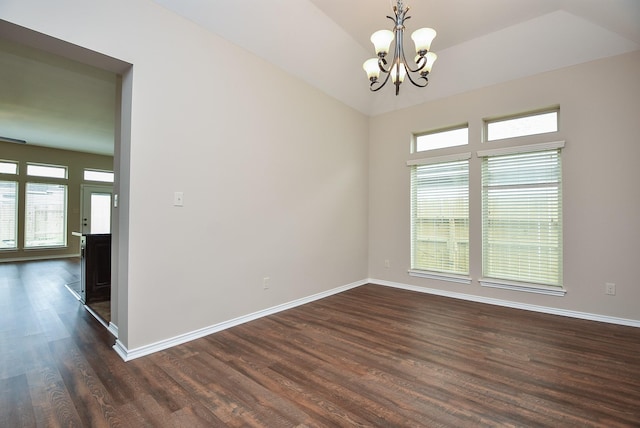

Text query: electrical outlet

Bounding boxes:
[263,277,270,290]
[384,259,390,268]
[173,191,184,206]
[605,282,616,296]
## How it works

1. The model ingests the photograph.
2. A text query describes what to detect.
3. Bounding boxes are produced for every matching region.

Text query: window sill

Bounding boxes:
[25,246,68,251]
[480,278,566,296]
[408,269,472,284]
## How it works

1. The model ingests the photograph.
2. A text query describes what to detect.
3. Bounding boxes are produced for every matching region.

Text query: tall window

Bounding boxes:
[410,157,469,275]
[25,183,67,248]
[0,181,18,249]
[480,145,563,287]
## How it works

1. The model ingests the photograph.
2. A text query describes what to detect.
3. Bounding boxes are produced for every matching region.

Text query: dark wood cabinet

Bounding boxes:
[82,234,111,304]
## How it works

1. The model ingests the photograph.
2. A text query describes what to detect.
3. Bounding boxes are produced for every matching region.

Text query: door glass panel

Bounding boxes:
[90,193,111,234]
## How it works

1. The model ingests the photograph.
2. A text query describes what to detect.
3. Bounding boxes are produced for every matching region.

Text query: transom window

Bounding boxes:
[27,163,67,179]
[0,161,18,175]
[84,169,114,183]
[485,109,558,142]
[414,125,468,152]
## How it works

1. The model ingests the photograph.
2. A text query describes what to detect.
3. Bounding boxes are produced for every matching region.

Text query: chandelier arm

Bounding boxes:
[404,68,429,88]
[398,39,428,86]
[369,70,392,92]
[377,57,391,74]
[372,45,399,91]
[404,55,427,74]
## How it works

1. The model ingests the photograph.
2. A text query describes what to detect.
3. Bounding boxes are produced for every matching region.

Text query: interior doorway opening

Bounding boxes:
[0,19,132,343]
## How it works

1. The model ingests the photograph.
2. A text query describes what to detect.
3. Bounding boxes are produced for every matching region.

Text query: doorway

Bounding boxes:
[0,19,132,341]
[80,184,113,322]
[81,184,113,235]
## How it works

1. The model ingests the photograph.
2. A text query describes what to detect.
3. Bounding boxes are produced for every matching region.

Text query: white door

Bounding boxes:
[81,185,113,235]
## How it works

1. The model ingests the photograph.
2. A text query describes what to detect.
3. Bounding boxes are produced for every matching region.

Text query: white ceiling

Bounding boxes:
[0,37,117,156]
[154,0,640,116]
[1,0,639,155]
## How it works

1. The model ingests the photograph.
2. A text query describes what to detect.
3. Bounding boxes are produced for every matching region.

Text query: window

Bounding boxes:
[415,125,468,152]
[0,161,18,175]
[27,163,67,179]
[25,183,67,248]
[84,169,114,183]
[0,181,18,249]
[480,143,563,288]
[485,109,558,142]
[410,156,469,276]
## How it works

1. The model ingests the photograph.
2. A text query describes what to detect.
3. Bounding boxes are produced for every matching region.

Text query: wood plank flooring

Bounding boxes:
[1,259,639,427]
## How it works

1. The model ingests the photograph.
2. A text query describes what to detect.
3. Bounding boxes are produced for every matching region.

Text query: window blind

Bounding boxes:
[481,149,562,286]
[0,181,18,249]
[411,159,469,275]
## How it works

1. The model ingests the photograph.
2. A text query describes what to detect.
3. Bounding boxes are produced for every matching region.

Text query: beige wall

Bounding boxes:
[0,141,113,261]
[0,0,370,350]
[368,50,640,321]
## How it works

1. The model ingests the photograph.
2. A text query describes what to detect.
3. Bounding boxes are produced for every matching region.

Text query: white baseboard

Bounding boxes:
[370,278,640,328]
[113,278,367,362]
[0,253,80,263]
[108,322,118,338]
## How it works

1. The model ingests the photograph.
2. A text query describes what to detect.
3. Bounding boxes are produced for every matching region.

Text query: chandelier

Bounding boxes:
[363,0,438,95]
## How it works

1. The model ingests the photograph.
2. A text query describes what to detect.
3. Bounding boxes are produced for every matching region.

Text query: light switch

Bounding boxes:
[173,191,184,207]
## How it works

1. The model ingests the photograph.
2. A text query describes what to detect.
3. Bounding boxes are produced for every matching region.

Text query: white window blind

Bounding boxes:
[411,159,469,275]
[481,148,562,286]
[0,181,18,249]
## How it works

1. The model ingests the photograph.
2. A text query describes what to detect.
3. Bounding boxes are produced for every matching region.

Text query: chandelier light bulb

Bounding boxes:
[363,58,381,81]
[370,30,394,56]
[411,27,437,54]
[423,52,438,73]
[391,63,406,83]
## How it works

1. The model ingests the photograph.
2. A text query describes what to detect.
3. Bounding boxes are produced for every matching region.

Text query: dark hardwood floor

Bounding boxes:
[1,259,639,427]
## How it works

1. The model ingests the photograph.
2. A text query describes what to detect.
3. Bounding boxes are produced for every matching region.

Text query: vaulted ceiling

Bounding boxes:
[1,0,639,155]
